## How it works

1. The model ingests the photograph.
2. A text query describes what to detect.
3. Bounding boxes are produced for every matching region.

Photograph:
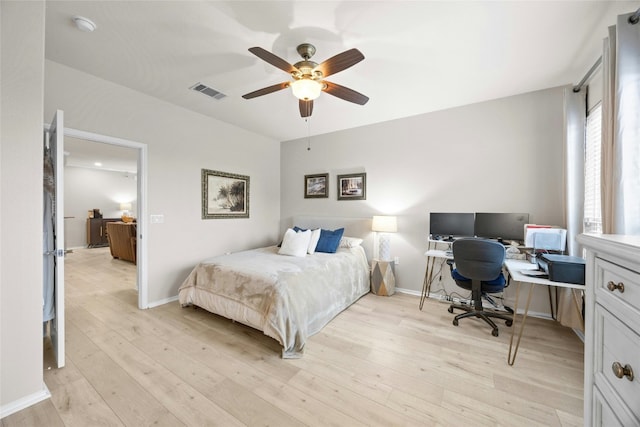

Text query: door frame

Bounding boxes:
[48,125,149,309]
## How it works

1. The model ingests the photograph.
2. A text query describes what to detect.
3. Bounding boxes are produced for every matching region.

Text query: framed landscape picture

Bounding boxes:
[202,169,249,219]
[304,173,329,198]
[337,172,366,200]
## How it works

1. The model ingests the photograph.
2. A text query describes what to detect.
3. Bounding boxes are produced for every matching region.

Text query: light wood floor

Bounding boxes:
[2,247,584,426]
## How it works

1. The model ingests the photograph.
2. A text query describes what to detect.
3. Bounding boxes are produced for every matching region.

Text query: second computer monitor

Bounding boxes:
[474,212,530,243]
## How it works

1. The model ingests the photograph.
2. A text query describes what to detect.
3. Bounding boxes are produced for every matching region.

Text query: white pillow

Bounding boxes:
[278,228,312,257]
[307,228,321,254]
[339,236,363,248]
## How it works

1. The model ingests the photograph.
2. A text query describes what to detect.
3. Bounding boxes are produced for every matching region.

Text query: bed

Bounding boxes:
[178,217,372,358]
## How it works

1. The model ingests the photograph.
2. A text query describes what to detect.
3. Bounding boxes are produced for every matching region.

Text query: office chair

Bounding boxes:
[447,238,513,336]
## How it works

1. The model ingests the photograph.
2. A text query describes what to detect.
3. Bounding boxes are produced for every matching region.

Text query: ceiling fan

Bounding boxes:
[242,43,369,118]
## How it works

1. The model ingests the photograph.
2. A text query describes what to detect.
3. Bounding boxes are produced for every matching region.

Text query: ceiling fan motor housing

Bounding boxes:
[293,60,321,80]
[296,43,316,60]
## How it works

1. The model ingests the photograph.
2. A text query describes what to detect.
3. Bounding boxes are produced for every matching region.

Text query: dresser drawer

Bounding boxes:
[595,257,640,322]
[595,306,640,421]
[594,387,624,427]
[593,384,640,427]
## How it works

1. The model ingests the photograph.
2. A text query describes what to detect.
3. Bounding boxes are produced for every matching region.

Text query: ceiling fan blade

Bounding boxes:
[248,47,298,74]
[323,81,369,105]
[299,100,313,117]
[242,82,289,99]
[315,48,365,78]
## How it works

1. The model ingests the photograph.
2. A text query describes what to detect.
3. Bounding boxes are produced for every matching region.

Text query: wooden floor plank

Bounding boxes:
[64,320,184,426]
[92,329,245,426]
[286,370,420,427]
[6,247,584,426]
[0,399,64,427]
[48,378,125,427]
[252,374,370,427]
[71,349,184,426]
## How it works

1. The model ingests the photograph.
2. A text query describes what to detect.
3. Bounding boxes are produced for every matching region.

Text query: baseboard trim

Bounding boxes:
[572,327,585,342]
[147,295,178,309]
[394,287,420,297]
[0,383,50,419]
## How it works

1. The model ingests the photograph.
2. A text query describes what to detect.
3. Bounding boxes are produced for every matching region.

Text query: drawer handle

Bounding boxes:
[607,281,625,293]
[612,362,634,381]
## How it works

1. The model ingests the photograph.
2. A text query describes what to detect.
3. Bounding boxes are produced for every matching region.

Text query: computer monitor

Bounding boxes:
[429,213,475,239]
[474,213,530,243]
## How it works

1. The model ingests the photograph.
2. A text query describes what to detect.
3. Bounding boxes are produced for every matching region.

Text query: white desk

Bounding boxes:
[419,248,453,310]
[420,239,524,309]
[504,259,585,365]
[421,246,585,365]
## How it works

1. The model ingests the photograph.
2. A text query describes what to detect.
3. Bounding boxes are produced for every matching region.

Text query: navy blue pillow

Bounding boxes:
[315,228,345,253]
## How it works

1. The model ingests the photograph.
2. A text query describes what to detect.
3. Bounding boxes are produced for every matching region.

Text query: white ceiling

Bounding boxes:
[64,137,138,173]
[45,1,639,169]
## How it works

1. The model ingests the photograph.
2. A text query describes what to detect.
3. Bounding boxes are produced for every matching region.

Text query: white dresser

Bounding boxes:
[577,233,640,426]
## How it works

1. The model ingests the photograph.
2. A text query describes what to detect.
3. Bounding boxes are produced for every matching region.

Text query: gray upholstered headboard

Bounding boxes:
[290,216,374,260]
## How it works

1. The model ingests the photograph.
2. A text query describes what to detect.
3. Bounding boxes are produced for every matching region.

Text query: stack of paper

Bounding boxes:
[524,225,567,252]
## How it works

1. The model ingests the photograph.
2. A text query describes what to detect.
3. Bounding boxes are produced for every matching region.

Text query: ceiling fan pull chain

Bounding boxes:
[306,118,312,151]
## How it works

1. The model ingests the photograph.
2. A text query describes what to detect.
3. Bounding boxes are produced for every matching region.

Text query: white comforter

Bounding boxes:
[178,245,370,358]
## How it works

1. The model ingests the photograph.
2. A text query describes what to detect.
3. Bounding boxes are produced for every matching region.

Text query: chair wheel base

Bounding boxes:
[492,329,499,337]
[506,320,513,327]
[448,306,454,314]
[453,319,459,326]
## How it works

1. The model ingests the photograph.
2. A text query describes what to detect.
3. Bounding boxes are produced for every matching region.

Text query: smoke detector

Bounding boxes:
[72,16,97,32]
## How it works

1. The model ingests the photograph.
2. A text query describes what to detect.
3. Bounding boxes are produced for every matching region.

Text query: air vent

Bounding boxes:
[190,82,227,100]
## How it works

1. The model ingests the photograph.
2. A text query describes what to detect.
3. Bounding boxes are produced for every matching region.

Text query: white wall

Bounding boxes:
[0,0,48,414]
[45,60,281,304]
[281,87,566,314]
[65,166,137,248]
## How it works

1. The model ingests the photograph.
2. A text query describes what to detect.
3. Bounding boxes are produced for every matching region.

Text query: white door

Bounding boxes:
[44,110,65,368]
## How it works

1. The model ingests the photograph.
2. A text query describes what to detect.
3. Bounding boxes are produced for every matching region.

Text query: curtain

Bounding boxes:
[558,87,586,330]
[601,26,616,233]
[601,13,640,235]
[563,87,586,257]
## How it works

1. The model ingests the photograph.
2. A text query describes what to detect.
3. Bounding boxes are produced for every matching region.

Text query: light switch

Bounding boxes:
[150,214,164,224]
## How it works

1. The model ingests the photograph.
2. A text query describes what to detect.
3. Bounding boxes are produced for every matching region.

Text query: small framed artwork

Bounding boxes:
[201,169,250,219]
[337,172,366,200]
[304,173,329,198]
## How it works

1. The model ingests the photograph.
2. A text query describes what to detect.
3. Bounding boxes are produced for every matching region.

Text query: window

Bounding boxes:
[584,104,602,233]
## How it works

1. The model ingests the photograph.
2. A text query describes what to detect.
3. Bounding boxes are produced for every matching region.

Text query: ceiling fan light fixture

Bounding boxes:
[291,79,322,101]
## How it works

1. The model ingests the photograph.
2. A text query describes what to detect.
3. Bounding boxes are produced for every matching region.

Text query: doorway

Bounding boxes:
[63,127,148,309]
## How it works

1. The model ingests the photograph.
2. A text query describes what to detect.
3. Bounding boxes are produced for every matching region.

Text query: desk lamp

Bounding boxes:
[372,215,397,261]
